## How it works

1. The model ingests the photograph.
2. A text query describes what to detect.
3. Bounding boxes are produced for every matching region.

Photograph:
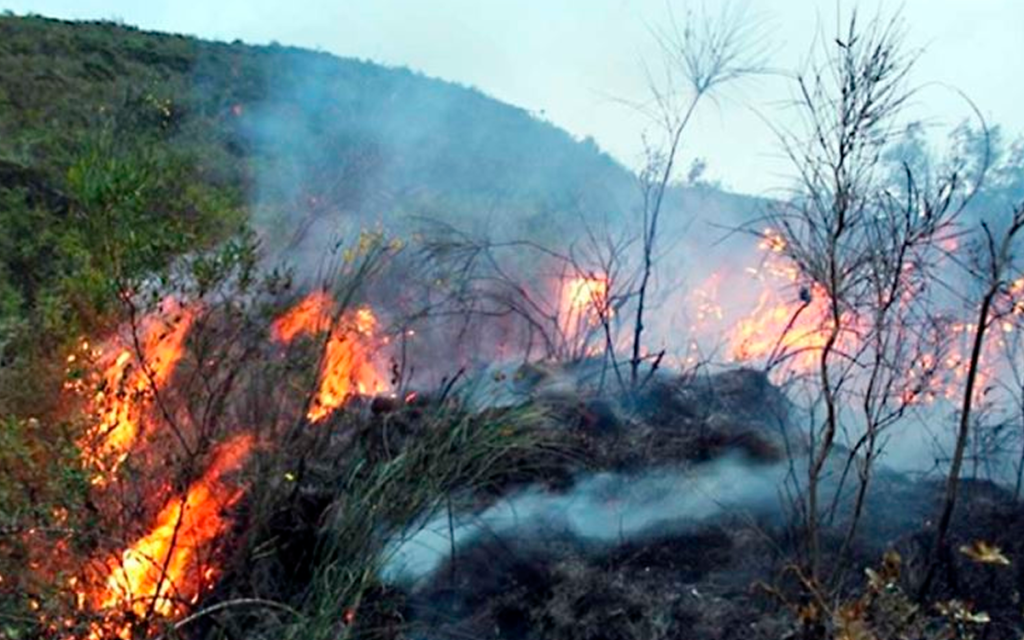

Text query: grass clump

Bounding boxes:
[191,398,561,640]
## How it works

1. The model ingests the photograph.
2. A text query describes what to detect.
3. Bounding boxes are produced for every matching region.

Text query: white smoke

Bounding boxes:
[383,455,787,585]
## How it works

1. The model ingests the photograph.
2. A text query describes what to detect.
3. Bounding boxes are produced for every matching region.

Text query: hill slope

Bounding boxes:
[0,14,643,243]
[0,14,759,414]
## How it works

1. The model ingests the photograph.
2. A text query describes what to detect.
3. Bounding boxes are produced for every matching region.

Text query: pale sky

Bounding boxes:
[4,0,1022,196]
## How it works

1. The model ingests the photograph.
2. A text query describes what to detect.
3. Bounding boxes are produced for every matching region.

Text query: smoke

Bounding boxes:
[383,454,787,585]
[231,44,1024,486]
[236,50,638,276]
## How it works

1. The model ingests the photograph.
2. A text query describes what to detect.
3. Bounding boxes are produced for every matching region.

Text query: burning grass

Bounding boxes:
[6,198,1024,640]
[272,291,390,423]
[15,235,401,640]
[9,266,1024,640]
[85,434,254,640]
[80,298,198,485]
[199,398,564,640]
[3,210,1019,640]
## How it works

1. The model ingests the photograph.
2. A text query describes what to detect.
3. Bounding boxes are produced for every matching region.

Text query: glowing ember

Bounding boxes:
[82,299,196,483]
[88,434,253,639]
[924,322,1002,405]
[690,272,725,329]
[760,227,787,254]
[272,292,388,422]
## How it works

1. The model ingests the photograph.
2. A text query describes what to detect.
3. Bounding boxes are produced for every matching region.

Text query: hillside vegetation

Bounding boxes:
[0,16,664,625]
[0,22,737,630]
[0,14,654,413]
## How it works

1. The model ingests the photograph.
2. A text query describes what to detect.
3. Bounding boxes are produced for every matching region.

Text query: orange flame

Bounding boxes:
[89,434,253,639]
[559,275,610,346]
[721,228,1022,406]
[270,290,334,344]
[307,307,387,422]
[722,231,855,377]
[272,292,388,422]
[728,284,838,373]
[83,299,196,483]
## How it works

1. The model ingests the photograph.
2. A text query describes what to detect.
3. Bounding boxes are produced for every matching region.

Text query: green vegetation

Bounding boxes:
[0,12,643,420]
[0,16,254,419]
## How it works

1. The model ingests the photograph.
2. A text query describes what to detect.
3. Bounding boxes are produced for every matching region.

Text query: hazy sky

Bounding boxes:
[4,1,1022,195]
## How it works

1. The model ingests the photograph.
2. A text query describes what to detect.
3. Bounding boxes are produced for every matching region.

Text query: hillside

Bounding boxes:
[0,19,775,640]
[0,13,636,248]
[5,12,1024,640]
[0,13,760,415]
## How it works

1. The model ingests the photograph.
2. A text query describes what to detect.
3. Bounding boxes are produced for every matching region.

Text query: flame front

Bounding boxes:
[719,229,1022,404]
[83,299,196,484]
[88,434,253,639]
[273,293,388,422]
[307,308,386,422]
[721,232,840,374]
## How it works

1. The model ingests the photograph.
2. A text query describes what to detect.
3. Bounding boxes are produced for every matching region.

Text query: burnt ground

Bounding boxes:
[389,481,1024,640]
[214,365,1024,640]
[403,522,786,640]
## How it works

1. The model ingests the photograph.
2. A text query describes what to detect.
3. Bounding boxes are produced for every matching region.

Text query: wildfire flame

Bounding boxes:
[87,434,253,639]
[720,228,1023,407]
[270,289,333,343]
[82,299,196,484]
[559,275,610,342]
[307,308,387,422]
[272,292,388,422]
[43,221,1020,640]
[728,283,839,373]
[723,232,842,375]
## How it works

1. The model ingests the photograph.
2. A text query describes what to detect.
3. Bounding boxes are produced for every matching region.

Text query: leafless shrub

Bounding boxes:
[757,10,985,585]
[922,202,1024,595]
[627,0,767,388]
